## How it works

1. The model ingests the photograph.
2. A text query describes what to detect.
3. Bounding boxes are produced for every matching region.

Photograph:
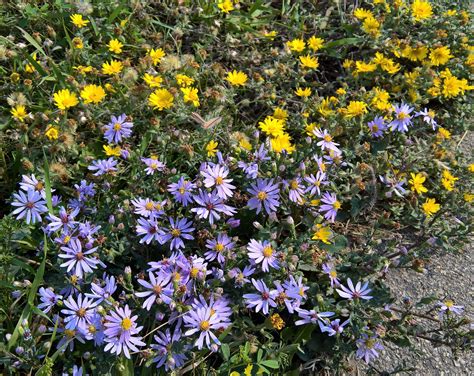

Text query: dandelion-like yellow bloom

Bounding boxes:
[102,60,123,75]
[437,127,451,140]
[270,313,285,330]
[362,17,381,38]
[217,0,234,13]
[73,65,93,75]
[271,133,295,154]
[412,0,433,21]
[45,126,59,140]
[355,61,377,73]
[70,14,89,28]
[108,39,124,54]
[143,73,163,88]
[308,36,324,51]
[206,140,218,157]
[226,70,248,86]
[429,46,453,66]
[422,198,440,217]
[295,87,311,97]
[464,193,474,203]
[103,145,122,157]
[312,224,332,244]
[342,101,368,118]
[175,74,195,87]
[441,170,458,191]
[53,89,79,110]
[469,164,474,173]
[272,107,288,122]
[72,37,83,49]
[354,8,374,20]
[11,105,28,121]
[148,48,166,65]
[299,54,319,69]
[181,87,200,107]
[259,116,285,137]
[148,88,174,110]
[80,84,106,104]
[409,172,428,194]
[286,38,306,53]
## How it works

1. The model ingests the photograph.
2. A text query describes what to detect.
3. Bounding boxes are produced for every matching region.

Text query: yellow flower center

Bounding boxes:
[333,200,341,210]
[199,320,210,331]
[330,270,337,278]
[171,228,181,237]
[323,134,332,142]
[215,176,224,185]
[145,202,154,210]
[263,245,273,258]
[372,124,379,132]
[257,191,268,201]
[290,180,299,190]
[64,235,71,243]
[77,308,86,317]
[365,339,375,349]
[444,300,454,308]
[121,317,133,330]
[88,325,97,333]
[215,243,225,252]
[190,267,199,278]
[397,112,409,120]
[179,187,185,194]
[64,329,75,338]
[113,123,122,131]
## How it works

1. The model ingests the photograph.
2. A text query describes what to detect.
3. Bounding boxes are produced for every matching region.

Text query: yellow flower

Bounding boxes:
[355,61,377,73]
[206,140,218,157]
[312,224,332,244]
[429,46,453,66]
[217,0,234,13]
[362,16,381,38]
[24,53,37,73]
[318,98,334,117]
[295,87,311,97]
[441,170,458,191]
[175,74,195,87]
[422,198,440,217]
[80,84,106,104]
[53,89,79,110]
[299,54,319,69]
[108,39,123,54]
[464,193,474,203]
[271,133,295,154]
[437,127,451,140]
[469,164,474,173]
[148,48,166,65]
[409,172,428,194]
[143,73,163,88]
[354,8,374,20]
[412,0,433,21]
[272,107,288,122]
[11,105,28,121]
[103,145,122,157]
[226,70,248,86]
[262,30,277,40]
[286,38,306,53]
[148,88,174,110]
[308,36,324,51]
[336,88,346,95]
[72,37,83,49]
[181,87,200,107]
[70,14,89,28]
[270,313,285,330]
[440,70,471,98]
[259,116,285,137]
[73,65,93,75]
[102,60,123,75]
[342,101,368,118]
[244,364,253,376]
[45,126,59,140]
[342,59,354,69]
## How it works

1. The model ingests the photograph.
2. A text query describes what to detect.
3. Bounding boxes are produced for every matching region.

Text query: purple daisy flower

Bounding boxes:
[356,334,384,363]
[201,165,235,200]
[131,197,165,218]
[247,239,279,272]
[322,263,340,287]
[168,177,196,207]
[46,206,80,233]
[82,312,105,346]
[136,217,162,244]
[313,128,341,153]
[141,157,165,175]
[367,116,387,138]
[294,308,335,326]
[183,306,224,350]
[437,300,464,317]
[74,180,96,201]
[136,272,173,310]
[284,275,309,302]
[58,238,101,277]
[204,233,235,264]
[336,278,373,300]
[389,103,414,133]
[191,190,236,225]
[160,217,195,250]
[104,305,145,359]
[379,175,407,198]
[243,278,277,315]
[85,274,117,304]
[287,177,305,203]
[151,329,187,371]
[228,265,255,287]
[238,161,258,179]
[273,281,297,313]
[320,318,350,336]
[61,293,98,331]
[38,287,62,313]
[11,189,48,224]
[247,178,280,215]
[304,171,328,196]
[88,157,118,176]
[56,326,85,352]
[104,114,133,143]
[19,174,51,198]
[416,108,437,130]
[319,192,340,223]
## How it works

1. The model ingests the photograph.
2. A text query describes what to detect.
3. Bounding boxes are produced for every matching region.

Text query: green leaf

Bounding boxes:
[323,37,363,49]
[221,343,230,361]
[17,27,47,56]
[25,53,48,77]
[43,152,53,213]
[259,360,279,369]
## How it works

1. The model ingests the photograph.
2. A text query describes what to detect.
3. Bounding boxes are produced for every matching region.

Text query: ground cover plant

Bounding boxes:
[0,0,473,375]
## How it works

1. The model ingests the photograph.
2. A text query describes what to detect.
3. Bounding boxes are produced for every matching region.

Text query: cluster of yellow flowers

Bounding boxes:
[258,108,295,154]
